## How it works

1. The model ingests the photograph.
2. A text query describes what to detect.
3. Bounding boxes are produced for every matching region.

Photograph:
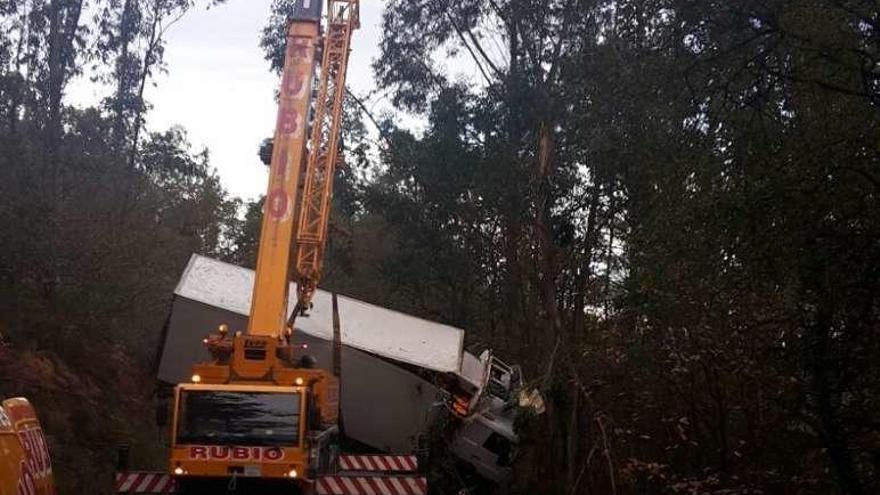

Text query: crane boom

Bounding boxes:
[247,8,322,337]
[294,0,359,310]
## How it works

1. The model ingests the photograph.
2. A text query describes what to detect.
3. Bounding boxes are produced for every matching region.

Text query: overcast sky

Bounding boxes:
[69,0,387,201]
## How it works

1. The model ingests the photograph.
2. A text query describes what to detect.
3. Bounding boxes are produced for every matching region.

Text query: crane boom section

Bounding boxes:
[294,0,359,308]
[248,20,320,337]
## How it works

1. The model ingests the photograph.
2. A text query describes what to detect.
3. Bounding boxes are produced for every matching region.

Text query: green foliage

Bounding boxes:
[0,1,877,494]
[0,3,239,494]
[290,1,880,494]
[260,0,297,75]
[0,107,240,494]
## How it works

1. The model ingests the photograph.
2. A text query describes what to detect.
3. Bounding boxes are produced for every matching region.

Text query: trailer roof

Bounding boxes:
[174,254,465,373]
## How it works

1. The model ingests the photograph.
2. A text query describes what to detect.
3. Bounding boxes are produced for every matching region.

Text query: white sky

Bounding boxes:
[69,0,387,201]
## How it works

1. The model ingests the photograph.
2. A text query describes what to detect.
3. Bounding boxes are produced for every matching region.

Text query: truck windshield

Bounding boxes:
[176,390,301,447]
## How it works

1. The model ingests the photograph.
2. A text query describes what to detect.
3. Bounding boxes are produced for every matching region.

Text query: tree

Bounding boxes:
[325,0,880,493]
[0,2,240,493]
[96,0,227,166]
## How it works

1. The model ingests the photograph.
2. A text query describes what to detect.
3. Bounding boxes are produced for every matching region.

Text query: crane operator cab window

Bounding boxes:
[176,390,302,447]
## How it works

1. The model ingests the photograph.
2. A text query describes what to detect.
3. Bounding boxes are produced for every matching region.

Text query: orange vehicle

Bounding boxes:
[167,1,358,493]
[0,398,54,495]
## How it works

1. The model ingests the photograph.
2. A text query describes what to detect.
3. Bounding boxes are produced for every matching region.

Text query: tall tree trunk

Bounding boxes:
[603,195,615,315]
[809,297,866,495]
[128,0,166,169]
[534,120,582,492]
[572,192,601,338]
[44,0,84,145]
[112,0,137,149]
[45,0,63,148]
[43,0,84,178]
[41,0,83,303]
[566,383,580,489]
[7,2,31,135]
[535,121,562,334]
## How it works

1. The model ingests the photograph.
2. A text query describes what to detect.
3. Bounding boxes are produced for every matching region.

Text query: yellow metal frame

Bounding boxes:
[294,0,360,309]
[0,398,54,495]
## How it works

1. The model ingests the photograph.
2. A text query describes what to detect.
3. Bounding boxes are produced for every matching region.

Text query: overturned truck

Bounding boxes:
[140,255,542,492]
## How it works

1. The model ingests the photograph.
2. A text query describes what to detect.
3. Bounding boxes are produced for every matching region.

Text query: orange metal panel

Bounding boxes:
[0,398,54,495]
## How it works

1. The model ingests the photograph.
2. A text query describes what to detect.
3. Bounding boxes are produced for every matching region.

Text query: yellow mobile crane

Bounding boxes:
[164,2,376,494]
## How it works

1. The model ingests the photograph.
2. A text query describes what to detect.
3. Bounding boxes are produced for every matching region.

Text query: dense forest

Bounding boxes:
[1,1,879,494]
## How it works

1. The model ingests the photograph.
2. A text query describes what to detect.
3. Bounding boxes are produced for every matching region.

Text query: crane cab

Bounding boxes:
[170,384,306,481]
[168,331,338,493]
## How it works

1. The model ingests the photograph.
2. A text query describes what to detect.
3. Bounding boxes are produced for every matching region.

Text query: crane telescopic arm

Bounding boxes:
[248,0,360,338]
